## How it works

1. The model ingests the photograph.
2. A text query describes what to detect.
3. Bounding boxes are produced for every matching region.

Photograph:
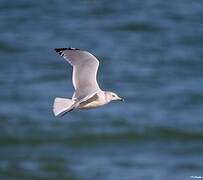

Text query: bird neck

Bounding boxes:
[104,91,112,103]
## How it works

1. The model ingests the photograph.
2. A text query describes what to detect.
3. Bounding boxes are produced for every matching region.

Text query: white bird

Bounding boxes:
[53,48,123,116]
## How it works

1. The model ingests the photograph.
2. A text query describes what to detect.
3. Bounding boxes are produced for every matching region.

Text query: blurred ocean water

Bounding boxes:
[0,0,203,179]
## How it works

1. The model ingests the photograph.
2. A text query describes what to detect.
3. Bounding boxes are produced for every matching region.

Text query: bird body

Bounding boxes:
[78,91,107,109]
[53,48,123,116]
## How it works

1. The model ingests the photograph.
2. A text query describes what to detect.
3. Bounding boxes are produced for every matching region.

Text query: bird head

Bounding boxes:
[105,91,124,102]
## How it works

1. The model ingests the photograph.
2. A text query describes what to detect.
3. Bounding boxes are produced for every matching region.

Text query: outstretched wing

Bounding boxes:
[55,48,101,100]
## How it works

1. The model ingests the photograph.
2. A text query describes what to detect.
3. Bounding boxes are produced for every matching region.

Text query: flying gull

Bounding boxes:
[53,48,123,116]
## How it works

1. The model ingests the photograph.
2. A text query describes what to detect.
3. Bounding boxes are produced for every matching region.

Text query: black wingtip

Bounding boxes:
[68,47,80,50]
[54,47,80,52]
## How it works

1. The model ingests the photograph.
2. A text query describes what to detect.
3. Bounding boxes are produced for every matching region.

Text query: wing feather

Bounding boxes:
[55,48,100,100]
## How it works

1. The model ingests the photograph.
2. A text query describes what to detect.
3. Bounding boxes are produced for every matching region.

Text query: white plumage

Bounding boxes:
[53,48,123,116]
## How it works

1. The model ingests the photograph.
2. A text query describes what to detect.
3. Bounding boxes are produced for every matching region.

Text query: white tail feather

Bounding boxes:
[53,97,75,116]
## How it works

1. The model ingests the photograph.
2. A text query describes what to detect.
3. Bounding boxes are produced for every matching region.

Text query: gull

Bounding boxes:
[53,48,123,116]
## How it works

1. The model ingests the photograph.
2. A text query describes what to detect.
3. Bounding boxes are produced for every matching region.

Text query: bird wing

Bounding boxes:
[55,48,101,100]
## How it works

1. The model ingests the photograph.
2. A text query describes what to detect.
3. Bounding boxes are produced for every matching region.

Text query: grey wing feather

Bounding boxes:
[55,48,100,100]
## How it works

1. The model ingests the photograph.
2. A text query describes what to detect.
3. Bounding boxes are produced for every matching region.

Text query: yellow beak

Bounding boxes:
[118,97,124,101]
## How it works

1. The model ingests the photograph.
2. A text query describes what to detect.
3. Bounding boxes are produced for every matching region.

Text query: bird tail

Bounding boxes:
[53,97,75,116]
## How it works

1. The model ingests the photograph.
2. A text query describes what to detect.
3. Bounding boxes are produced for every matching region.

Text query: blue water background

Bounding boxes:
[0,0,203,179]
